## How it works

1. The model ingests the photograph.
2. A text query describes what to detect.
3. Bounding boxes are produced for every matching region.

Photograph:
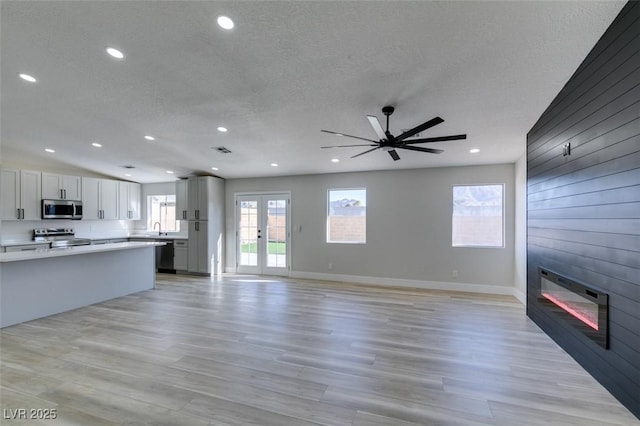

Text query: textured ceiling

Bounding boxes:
[0,1,625,182]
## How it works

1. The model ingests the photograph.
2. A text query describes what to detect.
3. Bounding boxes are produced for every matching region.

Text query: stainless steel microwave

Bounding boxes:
[41,199,83,220]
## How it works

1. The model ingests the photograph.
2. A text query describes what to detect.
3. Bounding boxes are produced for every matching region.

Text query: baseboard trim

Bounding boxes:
[513,287,526,306]
[289,271,515,297]
[224,267,517,298]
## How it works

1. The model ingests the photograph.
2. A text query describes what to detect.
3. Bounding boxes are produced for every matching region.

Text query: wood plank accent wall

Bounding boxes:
[527,1,640,419]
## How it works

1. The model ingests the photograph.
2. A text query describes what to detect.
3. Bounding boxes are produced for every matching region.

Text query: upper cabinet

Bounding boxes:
[82,177,119,220]
[42,173,81,200]
[188,176,219,221]
[176,179,188,220]
[118,181,141,220]
[1,168,41,220]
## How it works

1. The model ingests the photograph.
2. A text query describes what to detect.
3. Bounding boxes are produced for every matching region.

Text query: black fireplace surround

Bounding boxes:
[526,2,639,417]
[538,268,608,349]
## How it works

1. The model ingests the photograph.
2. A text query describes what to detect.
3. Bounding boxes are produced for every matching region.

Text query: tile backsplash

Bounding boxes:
[0,219,136,243]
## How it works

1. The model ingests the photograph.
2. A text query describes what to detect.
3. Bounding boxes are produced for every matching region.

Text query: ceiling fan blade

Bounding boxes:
[397,145,444,154]
[395,117,444,142]
[388,149,400,161]
[366,115,387,140]
[321,144,377,149]
[403,134,467,144]
[321,130,378,143]
[351,147,379,158]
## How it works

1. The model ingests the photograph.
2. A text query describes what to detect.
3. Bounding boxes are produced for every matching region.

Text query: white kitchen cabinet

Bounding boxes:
[188,176,214,221]
[188,221,209,273]
[1,168,42,220]
[3,243,50,252]
[118,181,141,220]
[82,177,119,220]
[175,179,188,220]
[187,176,224,275]
[42,173,81,200]
[174,239,188,271]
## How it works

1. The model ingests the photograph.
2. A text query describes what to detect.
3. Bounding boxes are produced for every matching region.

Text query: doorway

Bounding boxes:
[236,193,290,276]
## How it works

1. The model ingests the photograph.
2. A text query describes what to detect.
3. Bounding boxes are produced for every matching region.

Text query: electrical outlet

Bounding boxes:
[452,269,458,278]
[328,262,333,270]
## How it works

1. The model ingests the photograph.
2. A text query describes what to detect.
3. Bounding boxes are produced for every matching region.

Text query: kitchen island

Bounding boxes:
[0,242,163,328]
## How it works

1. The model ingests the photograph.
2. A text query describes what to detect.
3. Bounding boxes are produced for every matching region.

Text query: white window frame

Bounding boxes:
[147,194,180,233]
[452,183,505,248]
[326,188,367,244]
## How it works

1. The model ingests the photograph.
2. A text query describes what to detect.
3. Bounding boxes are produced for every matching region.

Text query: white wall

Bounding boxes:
[225,164,516,295]
[513,154,528,305]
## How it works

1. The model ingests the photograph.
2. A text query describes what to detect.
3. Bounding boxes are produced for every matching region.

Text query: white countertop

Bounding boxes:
[129,234,188,240]
[0,241,165,263]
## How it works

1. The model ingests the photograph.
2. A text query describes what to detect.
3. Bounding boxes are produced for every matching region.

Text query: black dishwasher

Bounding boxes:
[156,241,175,273]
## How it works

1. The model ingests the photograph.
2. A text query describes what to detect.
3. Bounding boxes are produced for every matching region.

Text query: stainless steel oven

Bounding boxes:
[33,228,91,247]
[41,199,83,220]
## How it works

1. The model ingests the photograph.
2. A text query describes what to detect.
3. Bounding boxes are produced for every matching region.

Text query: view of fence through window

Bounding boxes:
[238,198,287,269]
[452,184,504,247]
[266,199,287,267]
[327,188,366,243]
[238,200,258,266]
[147,195,178,232]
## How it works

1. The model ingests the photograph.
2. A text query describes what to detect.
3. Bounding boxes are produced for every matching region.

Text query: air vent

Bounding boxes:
[120,165,136,169]
[213,146,232,154]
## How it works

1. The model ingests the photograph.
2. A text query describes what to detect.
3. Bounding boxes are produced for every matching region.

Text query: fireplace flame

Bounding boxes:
[542,292,598,331]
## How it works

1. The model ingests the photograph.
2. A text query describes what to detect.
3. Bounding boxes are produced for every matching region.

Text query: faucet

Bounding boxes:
[153,221,162,236]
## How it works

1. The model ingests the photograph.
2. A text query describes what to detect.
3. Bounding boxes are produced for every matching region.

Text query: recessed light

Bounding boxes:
[211,167,219,171]
[217,16,234,30]
[144,135,155,141]
[124,173,132,177]
[331,158,340,163]
[106,47,124,59]
[19,73,37,83]
[166,170,174,174]
[217,126,228,133]
[270,163,278,167]
[469,148,480,154]
[92,142,102,148]
[45,148,55,153]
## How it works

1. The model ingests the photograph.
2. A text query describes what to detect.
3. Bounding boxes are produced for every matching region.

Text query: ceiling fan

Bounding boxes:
[321,106,466,161]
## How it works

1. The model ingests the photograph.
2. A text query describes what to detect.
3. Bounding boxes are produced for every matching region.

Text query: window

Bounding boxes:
[327,188,366,243]
[452,184,504,247]
[147,195,179,232]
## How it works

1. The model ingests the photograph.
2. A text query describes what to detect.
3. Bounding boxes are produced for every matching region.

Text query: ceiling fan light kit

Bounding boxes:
[321,105,467,161]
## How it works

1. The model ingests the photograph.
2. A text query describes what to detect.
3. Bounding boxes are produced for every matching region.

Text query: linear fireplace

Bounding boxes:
[538,268,608,349]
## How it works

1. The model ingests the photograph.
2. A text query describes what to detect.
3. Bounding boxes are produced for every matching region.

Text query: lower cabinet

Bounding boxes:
[3,243,50,252]
[174,240,188,271]
[188,221,209,274]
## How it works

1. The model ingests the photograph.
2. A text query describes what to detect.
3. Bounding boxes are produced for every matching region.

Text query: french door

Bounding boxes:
[236,193,290,276]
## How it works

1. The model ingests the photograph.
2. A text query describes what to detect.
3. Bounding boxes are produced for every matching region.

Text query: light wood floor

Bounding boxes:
[1,274,638,425]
